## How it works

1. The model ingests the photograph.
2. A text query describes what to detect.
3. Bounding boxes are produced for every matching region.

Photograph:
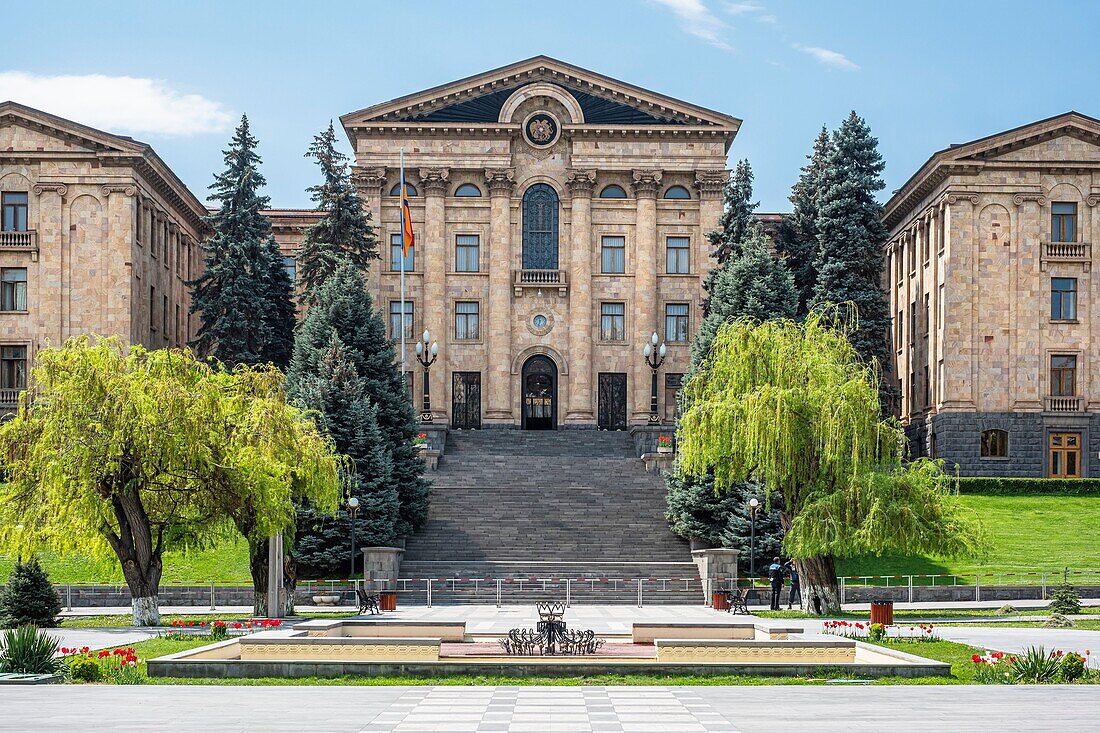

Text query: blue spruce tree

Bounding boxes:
[189,115,295,368]
[777,126,831,316]
[702,160,757,314]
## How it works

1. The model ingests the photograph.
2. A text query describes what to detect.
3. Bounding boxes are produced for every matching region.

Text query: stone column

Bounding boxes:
[1089,195,1100,410]
[101,185,137,342]
[941,192,978,409]
[353,167,387,297]
[1012,193,1046,410]
[630,170,661,423]
[484,168,515,423]
[32,183,67,347]
[419,168,449,422]
[691,548,740,606]
[694,170,729,287]
[565,170,596,423]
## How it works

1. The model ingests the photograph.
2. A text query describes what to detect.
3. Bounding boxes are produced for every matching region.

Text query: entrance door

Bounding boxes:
[597,372,627,430]
[1050,432,1082,478]
[451,372,481,429]
[522,355,557,430]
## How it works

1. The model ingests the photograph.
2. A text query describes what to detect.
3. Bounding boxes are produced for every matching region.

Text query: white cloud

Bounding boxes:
[0,71,233,136]
[795,45,860,71]
[650,0,731,50]
[722,1,763,15]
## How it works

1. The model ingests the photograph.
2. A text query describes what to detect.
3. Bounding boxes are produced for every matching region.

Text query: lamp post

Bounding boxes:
[748,497,760,579]
[414,329,438,423]
[347,496,360,582]
[642,331,667,425]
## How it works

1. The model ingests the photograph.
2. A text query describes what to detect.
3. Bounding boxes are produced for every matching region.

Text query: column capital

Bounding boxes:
[1011,192,1047,207]
[352,166,388,193]
[945,190,980,206]
[565,169,597,196]
[100,184,137,198]
[693,169,729,201]
[419,167,450,195]
[631,169,662,199]
[32,182,67,197]
[484,167,516,195]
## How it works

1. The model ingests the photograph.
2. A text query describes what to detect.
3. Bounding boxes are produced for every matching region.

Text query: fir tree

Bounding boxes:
[810,112,893,397]
[0,557,61,628]
[296,122,379,303]
[287,261,429,538]
[290,334,400,579]
[777,126,832,316]
[702,160,758,313]
[721,484,785,576]
[189,115,295,368]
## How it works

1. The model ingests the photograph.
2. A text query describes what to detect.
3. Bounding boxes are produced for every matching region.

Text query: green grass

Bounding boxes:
[59,611,359,629]
[837,495,1100,579]
[10,495,1100,586]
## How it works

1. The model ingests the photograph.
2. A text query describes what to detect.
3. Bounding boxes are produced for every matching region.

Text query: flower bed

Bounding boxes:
[970,646,1096,684]
[823,620,939,643]
[60,645,141,684]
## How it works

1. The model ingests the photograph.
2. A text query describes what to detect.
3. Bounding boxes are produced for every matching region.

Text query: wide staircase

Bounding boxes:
[397,430,700,605]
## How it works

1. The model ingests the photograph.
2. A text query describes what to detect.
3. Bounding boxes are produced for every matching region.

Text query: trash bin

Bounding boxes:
[870,600,894,626]
[711,592,730,611]
[379,591,397,611]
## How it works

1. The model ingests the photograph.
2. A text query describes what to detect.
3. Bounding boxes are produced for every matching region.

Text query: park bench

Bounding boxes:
[725,587,750,615]
[356,587,381,615]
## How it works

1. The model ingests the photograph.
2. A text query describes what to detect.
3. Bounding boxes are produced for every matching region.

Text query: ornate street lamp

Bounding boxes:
[346,496,360,581]
[643,331,667,425]
[414,329,438,423]
[748,497,760,579]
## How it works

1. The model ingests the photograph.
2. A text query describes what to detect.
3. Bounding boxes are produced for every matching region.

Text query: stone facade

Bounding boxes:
[0,102,207,409]
[275,57,738,430]
[884,112,1100,477]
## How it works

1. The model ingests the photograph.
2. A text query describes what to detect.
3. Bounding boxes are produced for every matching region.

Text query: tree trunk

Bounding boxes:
[249,538,268,617]
[101,474,165,627]
[283,553,297,617]
[796,555,840,616]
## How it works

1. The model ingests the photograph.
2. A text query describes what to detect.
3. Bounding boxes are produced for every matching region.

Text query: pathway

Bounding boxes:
[1,685,1096,732]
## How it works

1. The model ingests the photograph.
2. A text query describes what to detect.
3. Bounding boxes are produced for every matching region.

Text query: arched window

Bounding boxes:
[454,183,482,197]
[522,183,559,270]
[389,182,417,197]
[980,429,1009,458]
[599,184,628,199]
[663,185,691,200]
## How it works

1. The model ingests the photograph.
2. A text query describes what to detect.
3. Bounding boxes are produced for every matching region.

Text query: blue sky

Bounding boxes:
[2,0,1098,211]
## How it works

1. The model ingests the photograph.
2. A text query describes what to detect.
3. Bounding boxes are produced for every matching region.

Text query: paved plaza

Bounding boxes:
[3,684,1097,732]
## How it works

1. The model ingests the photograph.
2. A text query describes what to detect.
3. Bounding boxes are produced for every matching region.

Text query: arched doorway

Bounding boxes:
[521,355,557,430]
[521,183,559,270]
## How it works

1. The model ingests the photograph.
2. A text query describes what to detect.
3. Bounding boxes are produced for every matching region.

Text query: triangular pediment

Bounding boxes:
[0,101,147,155]
[944,112,1100,164]
[341,56,740,130]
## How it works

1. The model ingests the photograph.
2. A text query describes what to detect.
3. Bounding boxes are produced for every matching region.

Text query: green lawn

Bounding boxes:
[7,495,1100,586]
[837,495,1100,580]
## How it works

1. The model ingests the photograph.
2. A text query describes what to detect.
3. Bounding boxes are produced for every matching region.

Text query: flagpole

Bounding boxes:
[399,148,407,390]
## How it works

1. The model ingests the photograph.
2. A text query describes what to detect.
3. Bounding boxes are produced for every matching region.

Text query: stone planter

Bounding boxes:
[657,444,673,454]
[312,594,340,606]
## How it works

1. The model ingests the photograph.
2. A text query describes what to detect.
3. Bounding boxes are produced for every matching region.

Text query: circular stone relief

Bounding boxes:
[523,111,560,148]
[528,312,554,336]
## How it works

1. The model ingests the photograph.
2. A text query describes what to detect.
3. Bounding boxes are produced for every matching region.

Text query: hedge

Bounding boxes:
[954,477,1100,496]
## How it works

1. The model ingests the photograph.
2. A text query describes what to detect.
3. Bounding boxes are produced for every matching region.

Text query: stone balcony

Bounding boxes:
[0,230,38,253]
[0,387,22,413]
[1045,395,1083,412]
[513,268,568,297]
[1041,240,1091,271]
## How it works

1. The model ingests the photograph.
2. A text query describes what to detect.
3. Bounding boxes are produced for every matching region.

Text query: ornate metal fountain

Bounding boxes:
[498,601,604,656]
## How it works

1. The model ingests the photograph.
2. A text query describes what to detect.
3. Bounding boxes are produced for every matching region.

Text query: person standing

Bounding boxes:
[787,561,801,609]
[767,557,784,611]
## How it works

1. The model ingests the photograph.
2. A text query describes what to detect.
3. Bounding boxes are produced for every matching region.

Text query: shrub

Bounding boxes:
[68,656,103,683]
[868,623,887,642]
[1048,584,1082,615]
[0,557,62,628]
[0,625,63,674]
[954,477,1100,496]
[1011,646,1061,683]
[1060,652,1086,682]
[997,604,1017,615]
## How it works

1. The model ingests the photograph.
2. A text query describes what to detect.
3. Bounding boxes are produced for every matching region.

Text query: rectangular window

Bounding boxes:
[1,268,27,311]
[1051,277,1078,320]
[283,256,296,284]
[909,301,918,345]
[1050,355,1077,396]
[454,301,480,340]
[0,345,26,389]
[389,300,414,340]
[455,234,480,272]
[175,304,181,343]
[923,294,930,335]
[922,225,930,263]
[150,286,156,331]
[162,294,169,335]
[1,193,28,232]
[1051,202,1077,243]
[664,373,684,422]
[923,365,930,408]
[909,371,916,409]
[896,308,903,347]
[600,302,625,341]
[908,238,916,273]
[665,303,690,343]
[601,236,625,274]
[1050,432,1082,478]
[390,233,414,271]
[666,236,690,274]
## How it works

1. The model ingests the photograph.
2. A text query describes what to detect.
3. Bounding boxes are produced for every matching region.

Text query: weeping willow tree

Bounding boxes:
[0,337,345,625]
[678,312,984,614]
